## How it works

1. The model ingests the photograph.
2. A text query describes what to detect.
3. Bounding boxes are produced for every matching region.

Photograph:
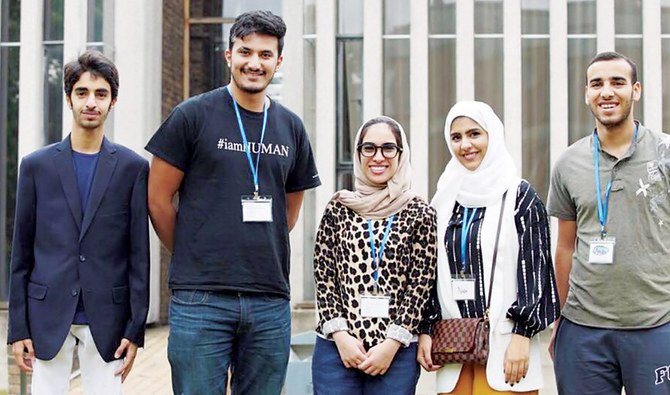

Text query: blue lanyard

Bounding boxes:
[459,207,478,276]
[227,85,268,196]
[592,124,638,239]
[367,215,395,285]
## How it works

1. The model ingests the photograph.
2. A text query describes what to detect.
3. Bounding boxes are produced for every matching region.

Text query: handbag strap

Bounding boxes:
[484,190,508,317]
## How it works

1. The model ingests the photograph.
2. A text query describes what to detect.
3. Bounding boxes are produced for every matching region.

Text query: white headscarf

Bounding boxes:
[431,101,520,319]
[333,116,417,219]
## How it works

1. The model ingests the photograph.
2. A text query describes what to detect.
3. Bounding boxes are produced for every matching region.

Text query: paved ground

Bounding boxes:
[67,325,558,395]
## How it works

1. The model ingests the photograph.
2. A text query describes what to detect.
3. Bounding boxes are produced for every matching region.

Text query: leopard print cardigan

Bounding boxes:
[314,196,437,348]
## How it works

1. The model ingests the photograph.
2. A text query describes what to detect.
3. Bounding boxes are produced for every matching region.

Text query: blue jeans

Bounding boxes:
[311,336,420,395]
[168,290,291,395]
[554,318,670,395]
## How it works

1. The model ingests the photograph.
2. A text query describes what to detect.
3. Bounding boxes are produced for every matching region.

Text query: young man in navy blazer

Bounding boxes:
[7,50,150,394]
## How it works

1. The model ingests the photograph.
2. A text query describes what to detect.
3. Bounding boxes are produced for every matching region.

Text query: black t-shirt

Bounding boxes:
[146,86,321,297]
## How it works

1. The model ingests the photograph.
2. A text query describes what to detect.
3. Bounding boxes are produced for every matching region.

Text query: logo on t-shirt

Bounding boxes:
[217,138,290,158]
[655,365,670,385]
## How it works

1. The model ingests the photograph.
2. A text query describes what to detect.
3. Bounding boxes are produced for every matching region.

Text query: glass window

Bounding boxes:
[383,39,410,139]
[1,1,21,301]
[43,0,64,41]
[521,0,549,35]
[190,0,282,19]
[568,38,597,144]
[303,38,317,140]
[384,0,410,35]
[614,0,642,35]
[615,38,643,124]
[428,38,456,197]
[474,38,504,121]
[1,0,21,42]
[568,0,596,34]
[522,38,550,200]
[662,0,670,35]
[663,39,670,132]
[336,38,363,190]
[429,0,455,35]
[474,0,503,34]
[44,44,63,144]
[304,0,316,35]
[189,24,228,97]
[87,0,105,43]
[338,0,363,35]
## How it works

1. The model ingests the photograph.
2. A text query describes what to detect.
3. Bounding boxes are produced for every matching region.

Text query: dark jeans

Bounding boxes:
[311,336,420,395]
[554,318,670,395]
[168,290,291,395]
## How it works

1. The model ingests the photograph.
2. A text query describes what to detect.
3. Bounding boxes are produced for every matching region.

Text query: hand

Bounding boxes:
[12,339,35,373]
[503,334,530,385]
[357,339,402,376]
[332,331,367,368]
[548,317,560,361]
[114,338,138,382]
[417,334,442,372]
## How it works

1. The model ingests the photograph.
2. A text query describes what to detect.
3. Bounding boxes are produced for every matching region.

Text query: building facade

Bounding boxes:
[2,0,670,319]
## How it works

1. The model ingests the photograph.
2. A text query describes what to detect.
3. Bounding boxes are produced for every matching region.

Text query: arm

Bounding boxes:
[286,190,305,232]
[147,156,184,252]
[554,219,576,309]
[123,161,150,346]
[547,218,576,361]
[313,202,367,367]
[362,205,438,375]
[8,159,37,371]
[388,205,438,346]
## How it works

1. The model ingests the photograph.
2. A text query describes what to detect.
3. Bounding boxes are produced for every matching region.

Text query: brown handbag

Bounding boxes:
[430,192,507,366]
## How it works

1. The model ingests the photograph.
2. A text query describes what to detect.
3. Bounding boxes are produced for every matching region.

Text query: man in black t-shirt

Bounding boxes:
[146,10,320,395]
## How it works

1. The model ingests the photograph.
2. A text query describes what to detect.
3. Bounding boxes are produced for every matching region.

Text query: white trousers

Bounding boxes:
[32,325,123,395]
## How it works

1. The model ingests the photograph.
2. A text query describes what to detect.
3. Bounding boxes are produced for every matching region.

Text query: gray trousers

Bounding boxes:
[554,318,670,395]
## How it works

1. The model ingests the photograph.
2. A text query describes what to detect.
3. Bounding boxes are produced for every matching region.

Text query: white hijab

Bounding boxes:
[431,101,520,318]
[333,116,416,219]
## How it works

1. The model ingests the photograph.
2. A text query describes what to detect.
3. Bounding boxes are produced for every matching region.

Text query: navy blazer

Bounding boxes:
[7,136,150,362]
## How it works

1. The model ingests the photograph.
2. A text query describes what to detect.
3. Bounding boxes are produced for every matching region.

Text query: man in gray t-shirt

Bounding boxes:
[548,51,670,394]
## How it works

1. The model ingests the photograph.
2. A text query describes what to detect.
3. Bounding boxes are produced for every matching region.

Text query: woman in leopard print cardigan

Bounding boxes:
[311,116,437,394]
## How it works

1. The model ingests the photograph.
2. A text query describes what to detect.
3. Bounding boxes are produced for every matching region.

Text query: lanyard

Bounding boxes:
[459,207,478,276]
[592,124,638,239]
[367,215,395,287]
[227,85,268,197]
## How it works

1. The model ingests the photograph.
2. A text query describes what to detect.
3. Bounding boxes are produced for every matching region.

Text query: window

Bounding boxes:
[428,0,456,197]
[0,0,20,301]
[383,0,410,139]
[335,0,363,190]
[474,0,504,119]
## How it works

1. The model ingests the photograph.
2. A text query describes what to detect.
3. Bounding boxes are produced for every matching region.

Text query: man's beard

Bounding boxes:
[231,71,273,94]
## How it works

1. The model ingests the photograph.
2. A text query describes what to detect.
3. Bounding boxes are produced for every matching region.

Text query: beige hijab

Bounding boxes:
[333,116,417,219]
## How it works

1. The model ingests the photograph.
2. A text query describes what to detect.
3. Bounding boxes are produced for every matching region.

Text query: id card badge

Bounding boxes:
[452,277,476,301]
[360,293,390,318]
[241,195,273,222]
[588,237,616,264]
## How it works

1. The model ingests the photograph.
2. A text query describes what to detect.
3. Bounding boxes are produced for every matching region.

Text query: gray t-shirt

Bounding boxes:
[548,124,670,329]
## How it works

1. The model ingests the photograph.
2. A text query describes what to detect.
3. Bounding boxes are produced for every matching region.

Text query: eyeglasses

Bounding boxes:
[357,142,403,159]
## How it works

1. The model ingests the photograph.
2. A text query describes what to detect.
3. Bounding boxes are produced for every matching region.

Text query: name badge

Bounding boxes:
[588,237,616,264]
[360,294,390,318]
[241,195,273,222]
[452,278,475,301]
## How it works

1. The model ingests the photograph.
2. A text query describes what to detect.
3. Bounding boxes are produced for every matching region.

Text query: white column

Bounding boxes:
[62,0,89,138]
[643,0,662,132]
[315,0,337,223]
[456,0,474,101]
[410,0,429,199]
[283,0,307,302]
[363,0,383,119]
[597,0,615,52]
[504,0,522,170]
[18,0,44,159]
[550,0,568,168]
[113,0,163,323]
